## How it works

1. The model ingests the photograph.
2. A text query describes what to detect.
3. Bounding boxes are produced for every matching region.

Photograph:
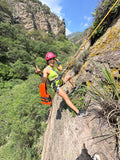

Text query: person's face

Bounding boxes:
[48,58,55,67]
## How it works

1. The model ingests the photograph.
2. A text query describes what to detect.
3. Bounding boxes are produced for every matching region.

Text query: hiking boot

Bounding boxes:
[77,110,86,117]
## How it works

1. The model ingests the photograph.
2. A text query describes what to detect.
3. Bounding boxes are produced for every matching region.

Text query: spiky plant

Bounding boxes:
[88,62,120,158]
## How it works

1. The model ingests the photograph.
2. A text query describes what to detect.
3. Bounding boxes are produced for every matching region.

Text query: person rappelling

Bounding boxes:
[34,52,85,117]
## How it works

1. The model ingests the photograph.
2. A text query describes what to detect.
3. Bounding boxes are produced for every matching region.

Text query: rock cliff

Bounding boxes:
[5,0,65,35]
[41,17,120,160]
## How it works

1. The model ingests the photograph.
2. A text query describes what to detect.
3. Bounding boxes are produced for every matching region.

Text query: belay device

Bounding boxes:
[39,83,52,105]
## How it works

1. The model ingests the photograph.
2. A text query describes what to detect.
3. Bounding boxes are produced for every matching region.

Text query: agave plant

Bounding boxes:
[88,61,120,158]
[88,61,119,105]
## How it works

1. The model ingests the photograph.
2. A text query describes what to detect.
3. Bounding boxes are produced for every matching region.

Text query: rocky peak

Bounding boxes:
[6,0,65,35]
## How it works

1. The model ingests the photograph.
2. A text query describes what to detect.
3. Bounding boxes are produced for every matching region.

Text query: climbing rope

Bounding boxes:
[42,0,119,159]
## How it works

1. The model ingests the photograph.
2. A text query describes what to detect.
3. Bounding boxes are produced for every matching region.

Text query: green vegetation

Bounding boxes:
[0,1,75,159]
[0,0,120,159]
[0,0,13,23]
[88,62,119,110]
[91,0,120,44]
[0,75,49,160]
[0,0,11,14]
[0,22,75,80]
[69,84,90,117]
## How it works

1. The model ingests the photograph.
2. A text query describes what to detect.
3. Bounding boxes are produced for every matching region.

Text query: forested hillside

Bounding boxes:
[0,0,120,159]
[0,0,75,159]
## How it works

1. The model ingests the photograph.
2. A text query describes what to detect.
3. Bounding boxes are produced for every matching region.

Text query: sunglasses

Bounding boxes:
[48,58,55,61]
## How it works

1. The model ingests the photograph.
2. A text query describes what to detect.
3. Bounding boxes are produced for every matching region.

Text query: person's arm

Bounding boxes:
[42,68,49,83]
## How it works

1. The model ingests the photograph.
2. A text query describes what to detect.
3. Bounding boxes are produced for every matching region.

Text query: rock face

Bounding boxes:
[41,17,120,160]
[41,90,117,160]
[6,0,65,35]
[75,16,120,90]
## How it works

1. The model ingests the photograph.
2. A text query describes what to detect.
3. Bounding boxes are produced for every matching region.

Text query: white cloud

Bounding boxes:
[40,0,63,18]
[84,23,89,27]
[80,22,84,27]
[79,16,92,31]
[84,16,92,22]
[67,20,71,27]
[66,28,72,36]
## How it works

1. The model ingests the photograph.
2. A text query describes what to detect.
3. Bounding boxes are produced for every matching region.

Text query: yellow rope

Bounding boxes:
[42,1,119,159]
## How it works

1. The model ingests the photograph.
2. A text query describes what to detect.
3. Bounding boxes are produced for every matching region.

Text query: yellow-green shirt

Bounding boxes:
[47,65,60,81]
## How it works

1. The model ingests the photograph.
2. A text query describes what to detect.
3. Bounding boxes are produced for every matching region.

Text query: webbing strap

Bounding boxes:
[41,98,51,101]
[52,76,62,89]
[41,99,51,103]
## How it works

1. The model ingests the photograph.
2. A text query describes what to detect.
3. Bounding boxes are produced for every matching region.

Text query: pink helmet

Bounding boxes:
[45,52,56,61]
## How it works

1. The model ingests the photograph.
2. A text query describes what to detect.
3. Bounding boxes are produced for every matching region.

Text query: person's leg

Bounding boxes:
[57,87,79,114]
[62,75,75,88]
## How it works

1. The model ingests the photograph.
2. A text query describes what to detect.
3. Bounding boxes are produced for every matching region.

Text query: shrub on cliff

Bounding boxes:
[91,0,120,44]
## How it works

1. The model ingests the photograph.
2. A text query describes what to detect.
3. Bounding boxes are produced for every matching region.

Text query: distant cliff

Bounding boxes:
[5,0,65,35]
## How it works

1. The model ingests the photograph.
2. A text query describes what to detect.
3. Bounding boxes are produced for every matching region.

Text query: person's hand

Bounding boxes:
[56,58,60,62]
[55,58,61,65]
[33,65,41,75]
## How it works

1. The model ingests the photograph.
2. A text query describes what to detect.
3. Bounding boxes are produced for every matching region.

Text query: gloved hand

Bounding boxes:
[56,58,61,65]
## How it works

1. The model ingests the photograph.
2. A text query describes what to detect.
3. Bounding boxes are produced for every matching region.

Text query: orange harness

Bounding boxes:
[39,83,52,105]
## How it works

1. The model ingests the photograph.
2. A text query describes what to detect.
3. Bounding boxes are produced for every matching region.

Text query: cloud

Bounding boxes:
[79,21,89,31]
[84,23,89,27]
[84,16,92,22]
[79,16,92,31]
[67,20,71,27]
[66,28,72,36]
[80,22,84,27]
[40,0,63,18]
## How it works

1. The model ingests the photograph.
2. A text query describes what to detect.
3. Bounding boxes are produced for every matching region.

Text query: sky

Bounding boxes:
[40,0,101,35]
